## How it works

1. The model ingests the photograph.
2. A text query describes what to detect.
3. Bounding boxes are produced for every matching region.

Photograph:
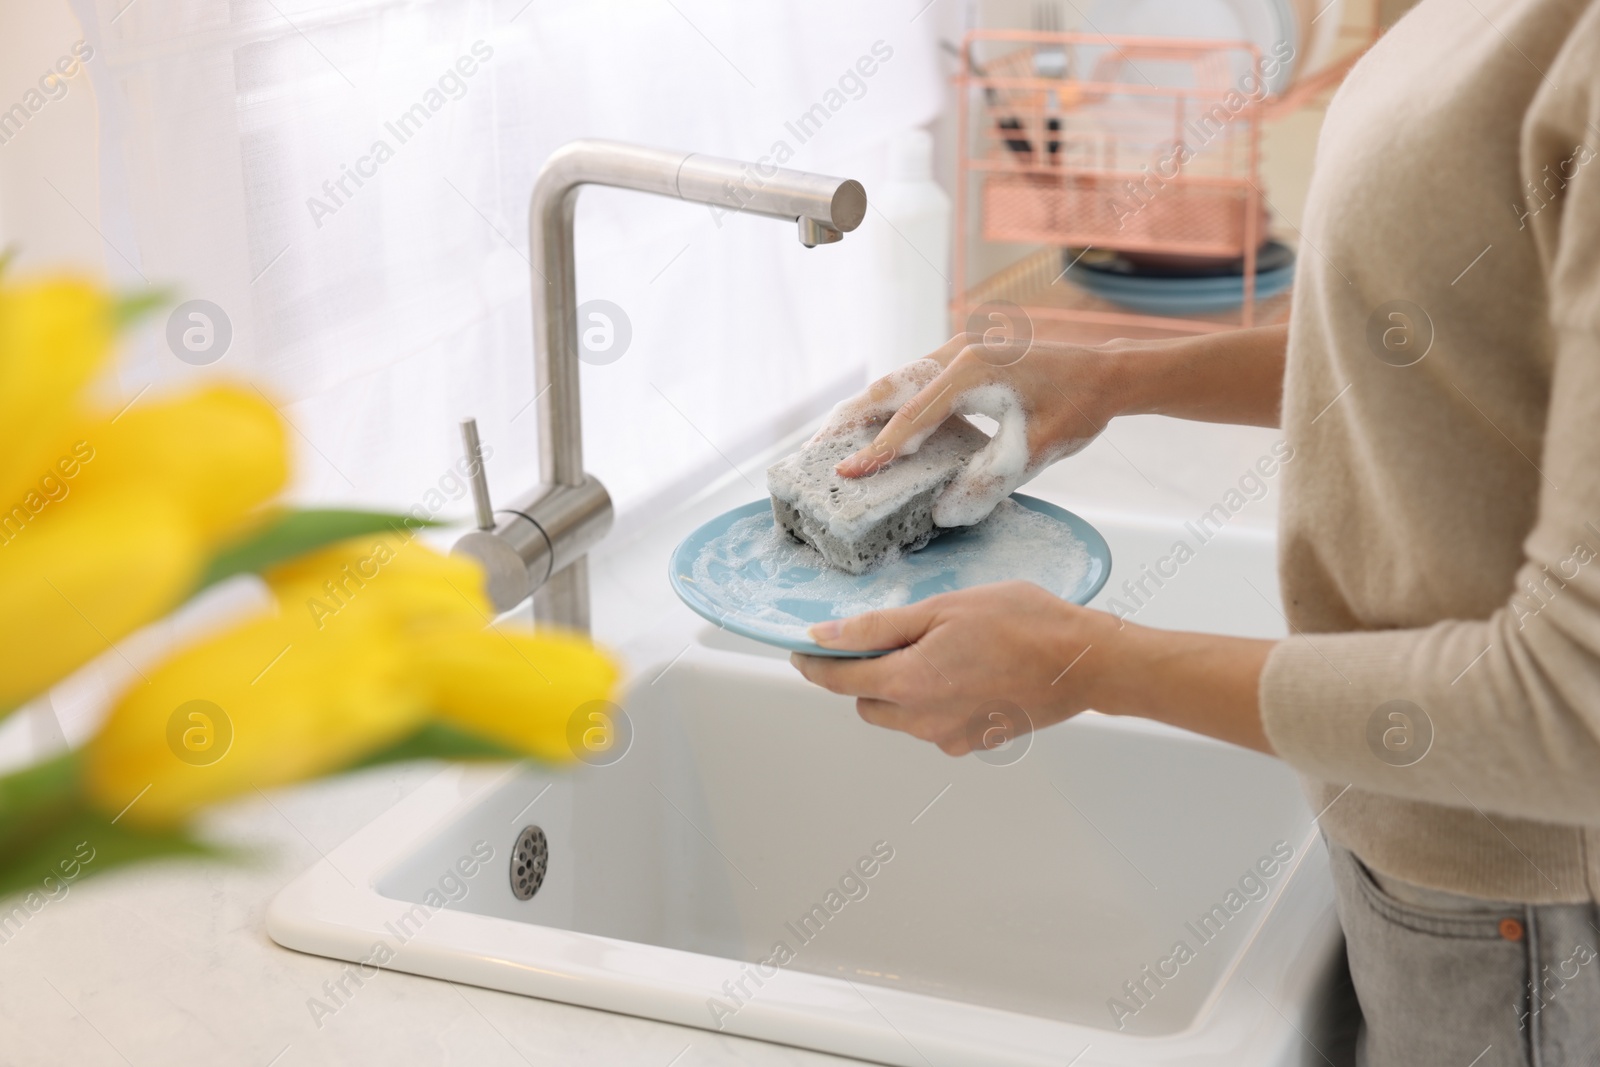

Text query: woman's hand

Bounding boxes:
[789,582,1113,755]
[790,582,1279,756]
[789,324,1294,754]
[808,323,1292,527]
[811,334,1124,527]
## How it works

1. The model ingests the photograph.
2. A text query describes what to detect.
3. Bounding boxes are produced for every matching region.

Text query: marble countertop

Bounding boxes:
[0,411,1283,1066]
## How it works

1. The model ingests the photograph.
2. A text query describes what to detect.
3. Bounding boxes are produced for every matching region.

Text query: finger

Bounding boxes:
[807,601,936,653]
[788,651,898,699]
[926,331,984,368]
[809,359,942,445]
[857,698,958,749]
[931,387,1033,527]
[932,461,1027,528]
[855,697,908,731]
[836,364,974,477]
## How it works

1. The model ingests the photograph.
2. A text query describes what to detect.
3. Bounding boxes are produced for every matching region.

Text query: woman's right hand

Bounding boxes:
[810,333,1128,528]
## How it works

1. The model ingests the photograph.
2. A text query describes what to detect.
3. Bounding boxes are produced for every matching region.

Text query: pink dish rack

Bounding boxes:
[952,18,1378,344]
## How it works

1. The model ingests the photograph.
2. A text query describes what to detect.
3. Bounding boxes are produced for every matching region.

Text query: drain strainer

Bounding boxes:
[511,825,548,901]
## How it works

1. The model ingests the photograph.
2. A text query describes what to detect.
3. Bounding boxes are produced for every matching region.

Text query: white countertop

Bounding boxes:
[0,411,1284,1066]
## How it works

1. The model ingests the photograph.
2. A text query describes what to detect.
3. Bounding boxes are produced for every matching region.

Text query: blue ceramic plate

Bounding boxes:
[668,494,1112,659]
[1066,263,1296,315]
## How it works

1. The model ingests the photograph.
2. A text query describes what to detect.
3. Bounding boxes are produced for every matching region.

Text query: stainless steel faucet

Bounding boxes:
[453,139,867,632]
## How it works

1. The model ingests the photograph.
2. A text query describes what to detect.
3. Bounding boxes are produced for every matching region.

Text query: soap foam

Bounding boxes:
[933,383,1031,527]
[808,358,944,445]
[691,498,1091,641]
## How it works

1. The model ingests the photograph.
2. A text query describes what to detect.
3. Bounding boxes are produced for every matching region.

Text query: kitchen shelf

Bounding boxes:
[966,247,1293,345]
[951,11,1378,344]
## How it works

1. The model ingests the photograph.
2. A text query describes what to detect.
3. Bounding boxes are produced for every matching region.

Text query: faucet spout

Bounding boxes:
[455,140,867,631]
[529,140,866,488]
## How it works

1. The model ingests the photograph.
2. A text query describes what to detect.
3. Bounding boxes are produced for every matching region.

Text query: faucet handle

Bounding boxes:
[459,417,495,531]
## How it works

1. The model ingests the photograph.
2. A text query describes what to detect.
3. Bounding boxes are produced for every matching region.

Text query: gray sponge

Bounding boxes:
[766,419,989,574]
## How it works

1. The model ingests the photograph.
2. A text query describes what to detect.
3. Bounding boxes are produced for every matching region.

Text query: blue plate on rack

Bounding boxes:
[1066,262,1296,315]
[668,494,1112,659]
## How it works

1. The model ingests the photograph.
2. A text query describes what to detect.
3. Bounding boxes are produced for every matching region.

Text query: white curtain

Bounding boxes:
[72,0,944,527]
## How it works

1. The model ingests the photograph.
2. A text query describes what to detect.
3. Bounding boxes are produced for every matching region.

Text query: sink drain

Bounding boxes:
[511,825,548,901]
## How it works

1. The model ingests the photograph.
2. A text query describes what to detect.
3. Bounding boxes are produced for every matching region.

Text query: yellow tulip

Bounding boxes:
[84,534,622,827]
[412,627,621,764]
[84,605,427,827]
[0,278,114,512]
[0,276,289,714]
[265,530,490,635]
[3,273,623,835]
[72,386,289,542]
[0,487,200,709]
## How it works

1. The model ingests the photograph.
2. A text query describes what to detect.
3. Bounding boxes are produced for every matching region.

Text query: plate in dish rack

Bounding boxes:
[668,494,1112,659]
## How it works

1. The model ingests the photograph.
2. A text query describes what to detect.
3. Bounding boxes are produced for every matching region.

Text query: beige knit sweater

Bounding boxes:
[1261,0,1600,902]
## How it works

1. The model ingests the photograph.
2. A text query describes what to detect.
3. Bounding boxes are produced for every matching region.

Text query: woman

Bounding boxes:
[790,1,1600,1063]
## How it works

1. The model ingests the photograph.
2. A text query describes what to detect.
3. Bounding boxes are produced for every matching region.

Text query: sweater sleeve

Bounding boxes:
[1259,21,1600,827]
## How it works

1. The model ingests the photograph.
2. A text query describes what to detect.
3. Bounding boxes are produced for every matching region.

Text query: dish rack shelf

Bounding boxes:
[967,246,1296,342]
[952,17,1378,341]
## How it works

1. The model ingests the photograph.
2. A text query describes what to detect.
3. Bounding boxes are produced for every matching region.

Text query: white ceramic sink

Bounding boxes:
[268,635,1341,1066]
[269,428,1344,1066]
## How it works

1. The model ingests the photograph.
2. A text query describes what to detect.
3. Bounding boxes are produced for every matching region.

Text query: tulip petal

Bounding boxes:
[266,532,491,634]
[0,488,199,710]
[0,279,114,511]
[70,386,288,542]
[82,538,618,828]
[411,628,621,764]
[84,609,427,827]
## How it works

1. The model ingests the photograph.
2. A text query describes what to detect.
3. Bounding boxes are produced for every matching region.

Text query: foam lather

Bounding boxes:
[766,419,989,574]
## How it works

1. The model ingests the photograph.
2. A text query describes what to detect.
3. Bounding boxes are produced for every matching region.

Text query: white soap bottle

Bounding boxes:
[870,128,953,381]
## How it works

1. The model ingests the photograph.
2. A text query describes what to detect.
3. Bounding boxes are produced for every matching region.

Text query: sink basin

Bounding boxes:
[268,637,1343,1066]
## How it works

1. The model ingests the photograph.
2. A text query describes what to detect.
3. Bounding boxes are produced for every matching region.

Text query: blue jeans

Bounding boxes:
[1326,842,1600,1066]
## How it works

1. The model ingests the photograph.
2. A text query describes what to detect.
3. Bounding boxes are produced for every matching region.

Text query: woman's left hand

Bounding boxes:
[789,581,1112,755]
[792,581,1280,756]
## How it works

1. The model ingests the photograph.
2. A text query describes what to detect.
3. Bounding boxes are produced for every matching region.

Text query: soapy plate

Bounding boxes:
[668,494,1112,659]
